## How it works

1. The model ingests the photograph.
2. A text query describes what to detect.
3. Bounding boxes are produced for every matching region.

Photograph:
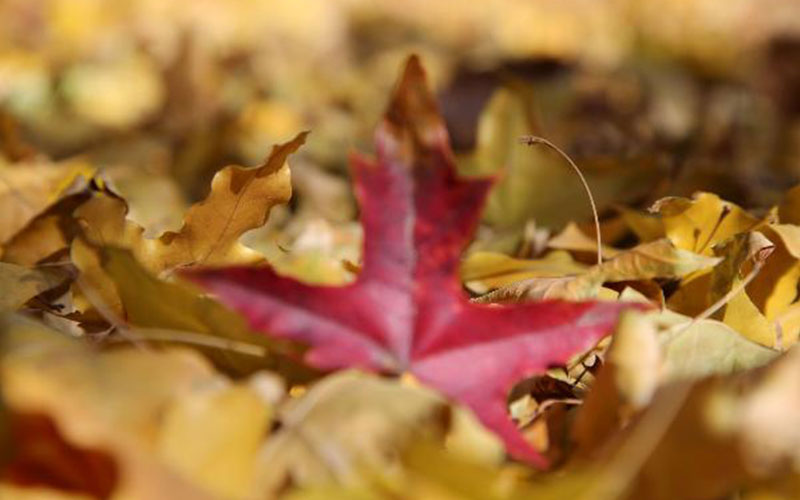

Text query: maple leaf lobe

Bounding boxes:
[185,55,636,466]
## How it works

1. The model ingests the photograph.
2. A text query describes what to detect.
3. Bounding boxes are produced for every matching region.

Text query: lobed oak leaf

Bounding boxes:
[185,56,638,465]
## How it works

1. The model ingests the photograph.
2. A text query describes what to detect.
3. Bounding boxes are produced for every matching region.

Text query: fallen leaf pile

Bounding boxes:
[5,2,800,499]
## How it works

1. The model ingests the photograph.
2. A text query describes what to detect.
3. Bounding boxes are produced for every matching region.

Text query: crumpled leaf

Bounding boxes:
[474,270,607,302]
[3,132,306,275]
[185,56,637,465]
[598,238,721,282]
[0,313,276,500]
[0,158,94,245]
[0,262,70,313]
[253,371,448,496]
[145,131,305,272]
[461,250,588,294]
[475,238,718,302]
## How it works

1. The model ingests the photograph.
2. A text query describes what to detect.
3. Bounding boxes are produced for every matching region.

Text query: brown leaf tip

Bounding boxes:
[261,130,310,175]
[383,55,446,150]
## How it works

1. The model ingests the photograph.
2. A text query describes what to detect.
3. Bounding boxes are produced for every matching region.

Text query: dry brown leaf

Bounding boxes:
[461,250,588,294]
[474,239,717,303]
[473,271,607,302]
[0,159,94,245]
[597,238,721,282]
[3,132,306,276]
[0,262,70,313]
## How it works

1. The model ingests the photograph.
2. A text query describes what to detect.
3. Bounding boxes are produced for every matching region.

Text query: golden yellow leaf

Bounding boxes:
[708,232,777,347]
[651,192,764,255]
[616,206,665,243]
[619,288,778,380]
[748,226,800,322]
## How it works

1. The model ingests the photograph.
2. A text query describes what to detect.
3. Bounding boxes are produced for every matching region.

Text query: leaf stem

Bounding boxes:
[519,135,602,265]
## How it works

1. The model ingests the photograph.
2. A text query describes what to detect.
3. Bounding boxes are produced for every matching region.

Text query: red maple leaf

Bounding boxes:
[185,56,636,465]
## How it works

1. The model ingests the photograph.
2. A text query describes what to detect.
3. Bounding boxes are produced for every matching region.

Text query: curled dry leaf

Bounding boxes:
[473,271,607,303]
[0,262,71,313]
[475,238,718,303]
[461,250,587,295]
[597,239,721,282]
[2,132,306,275]
[0,158,94,245]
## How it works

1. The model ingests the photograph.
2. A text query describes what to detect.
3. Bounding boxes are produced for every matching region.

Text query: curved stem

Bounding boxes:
[519,135,603,265]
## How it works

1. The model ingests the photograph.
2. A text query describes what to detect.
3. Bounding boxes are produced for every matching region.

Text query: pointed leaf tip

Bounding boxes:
[260,130,309,175]
[383,55,444,150]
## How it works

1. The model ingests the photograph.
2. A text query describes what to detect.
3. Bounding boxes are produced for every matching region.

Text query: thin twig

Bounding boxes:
[527,397,582,424]
[519,136,602,265]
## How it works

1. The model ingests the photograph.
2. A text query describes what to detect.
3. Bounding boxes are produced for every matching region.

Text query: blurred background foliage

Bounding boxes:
[3,0,800,245]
